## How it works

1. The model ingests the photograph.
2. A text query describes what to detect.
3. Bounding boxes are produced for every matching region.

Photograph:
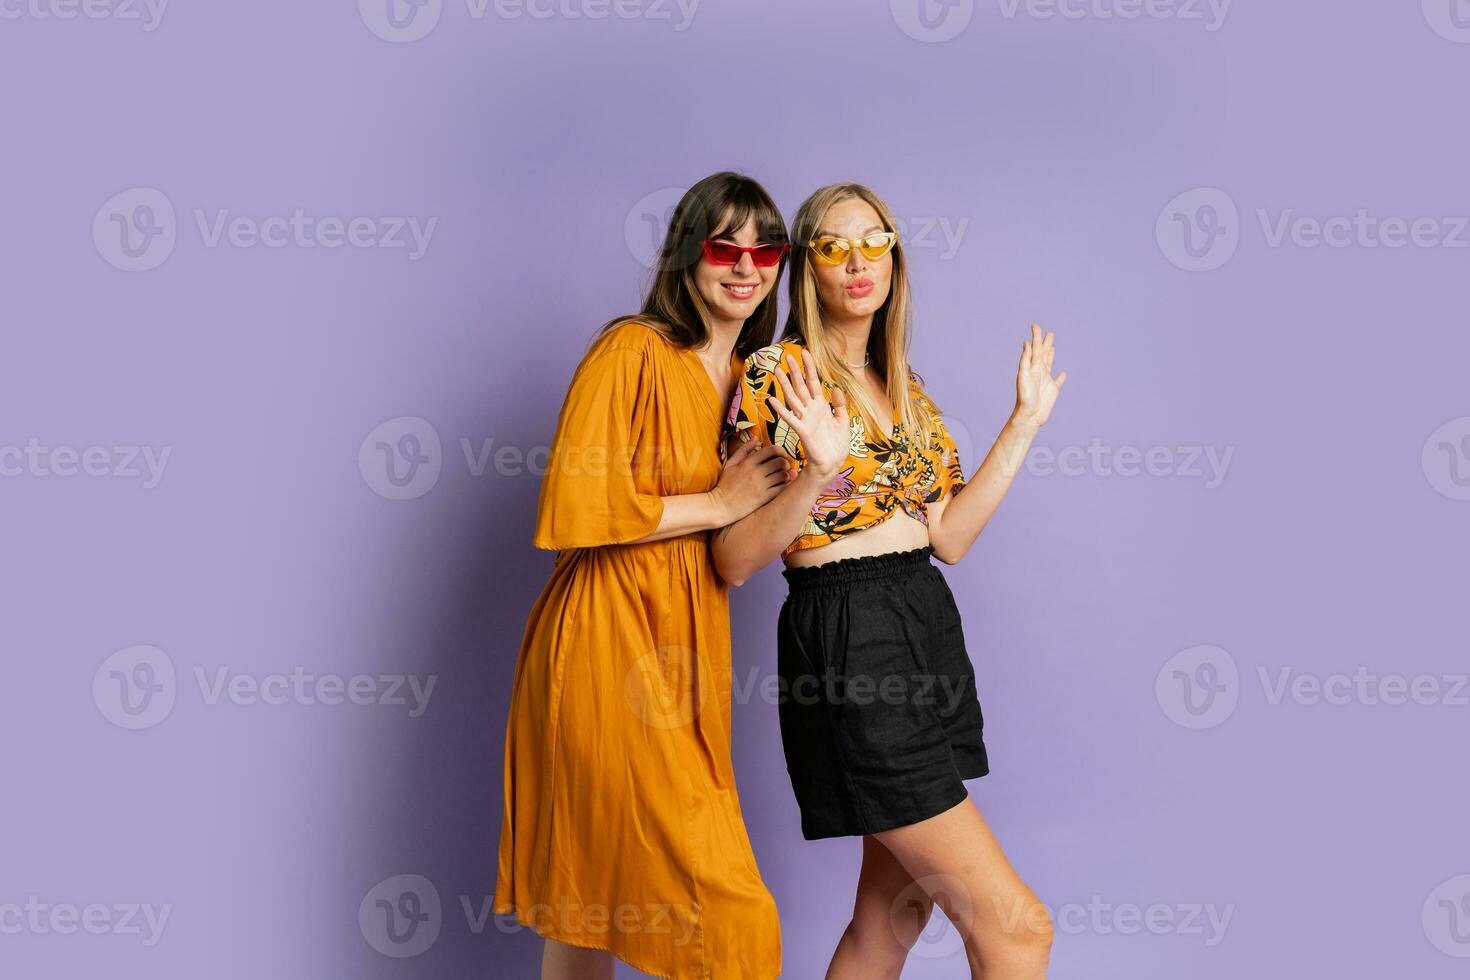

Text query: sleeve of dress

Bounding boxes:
[728,346,808,470]
[532,347,665,550]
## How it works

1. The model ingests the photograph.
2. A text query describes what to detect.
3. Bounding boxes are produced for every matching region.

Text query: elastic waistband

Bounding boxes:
[781,545,934,593]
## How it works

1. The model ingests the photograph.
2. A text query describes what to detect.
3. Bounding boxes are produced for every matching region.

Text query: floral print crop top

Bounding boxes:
[721,339,968,556]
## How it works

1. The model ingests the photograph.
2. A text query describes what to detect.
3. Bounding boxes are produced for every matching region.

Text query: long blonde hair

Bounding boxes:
[782,183,934,451]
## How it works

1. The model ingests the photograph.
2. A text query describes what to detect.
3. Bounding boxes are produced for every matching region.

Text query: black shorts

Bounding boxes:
[776,545,989,840]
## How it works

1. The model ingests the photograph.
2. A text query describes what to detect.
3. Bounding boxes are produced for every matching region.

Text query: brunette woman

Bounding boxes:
[496,172,794,979]
[716,183,1067,979]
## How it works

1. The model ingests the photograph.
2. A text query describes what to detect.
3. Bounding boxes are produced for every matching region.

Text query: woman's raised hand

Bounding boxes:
[1014,323,1067,434]
[768,349,850,477]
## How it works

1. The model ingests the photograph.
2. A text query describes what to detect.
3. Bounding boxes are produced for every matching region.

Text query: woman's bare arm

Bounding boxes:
[629,439,793,547]
[928,324,1067,564]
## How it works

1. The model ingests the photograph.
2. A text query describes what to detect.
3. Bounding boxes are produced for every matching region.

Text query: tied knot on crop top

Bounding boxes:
[721,339,969,555]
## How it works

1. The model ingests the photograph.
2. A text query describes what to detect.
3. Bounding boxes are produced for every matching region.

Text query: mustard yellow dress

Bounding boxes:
[495,321,781,979]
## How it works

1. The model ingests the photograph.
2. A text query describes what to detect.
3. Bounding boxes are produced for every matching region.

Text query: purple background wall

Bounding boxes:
[3,1,1468,977]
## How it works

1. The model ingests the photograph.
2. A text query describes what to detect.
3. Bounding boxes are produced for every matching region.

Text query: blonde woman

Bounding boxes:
[715,183,1067,978]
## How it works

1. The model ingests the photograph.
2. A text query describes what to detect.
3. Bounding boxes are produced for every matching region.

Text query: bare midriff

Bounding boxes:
[781,504,931,568]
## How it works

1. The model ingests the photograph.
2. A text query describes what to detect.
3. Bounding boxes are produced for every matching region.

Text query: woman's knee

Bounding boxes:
[882,891,935,952]
[978,895,1053,966]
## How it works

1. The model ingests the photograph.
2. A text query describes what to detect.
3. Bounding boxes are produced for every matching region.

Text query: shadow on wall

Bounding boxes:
[368,379,554,976]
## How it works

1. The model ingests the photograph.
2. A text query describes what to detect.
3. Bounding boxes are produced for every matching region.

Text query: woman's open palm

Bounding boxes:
[768,349,850,475]
[1016,323,1067,431]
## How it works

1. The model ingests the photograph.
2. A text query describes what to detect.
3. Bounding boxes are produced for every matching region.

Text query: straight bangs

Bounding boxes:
[708,188,790,248]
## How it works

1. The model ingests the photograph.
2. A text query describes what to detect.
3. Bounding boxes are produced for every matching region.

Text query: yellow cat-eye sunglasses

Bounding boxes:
[807,231,900,266]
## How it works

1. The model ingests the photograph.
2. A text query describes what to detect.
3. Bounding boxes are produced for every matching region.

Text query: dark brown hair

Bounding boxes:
[600,172,789,359]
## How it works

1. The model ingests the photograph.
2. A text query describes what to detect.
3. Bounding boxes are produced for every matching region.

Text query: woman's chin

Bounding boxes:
[710,296,763,322]
[830,297,881,319]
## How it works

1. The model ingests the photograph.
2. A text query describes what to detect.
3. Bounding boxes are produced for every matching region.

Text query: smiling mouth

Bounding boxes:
[722,283,758,299]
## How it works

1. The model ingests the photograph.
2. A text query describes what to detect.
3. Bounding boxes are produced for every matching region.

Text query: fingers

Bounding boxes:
[783,353,814,404]
[773,365,805,416]
[759,456,792,480]
[763,457,796,488]
[1055,370,1068,388]
[729,436,779,470]
[800,348,824,399]
[1024,323,1058,372]
[767,394,802,431]
[829,385,849,423]
[728,436,761,464]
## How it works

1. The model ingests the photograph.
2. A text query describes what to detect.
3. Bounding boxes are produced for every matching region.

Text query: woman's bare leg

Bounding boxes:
[541,937,613,980]
[826,835,933,979]
[873,797,1053,979]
